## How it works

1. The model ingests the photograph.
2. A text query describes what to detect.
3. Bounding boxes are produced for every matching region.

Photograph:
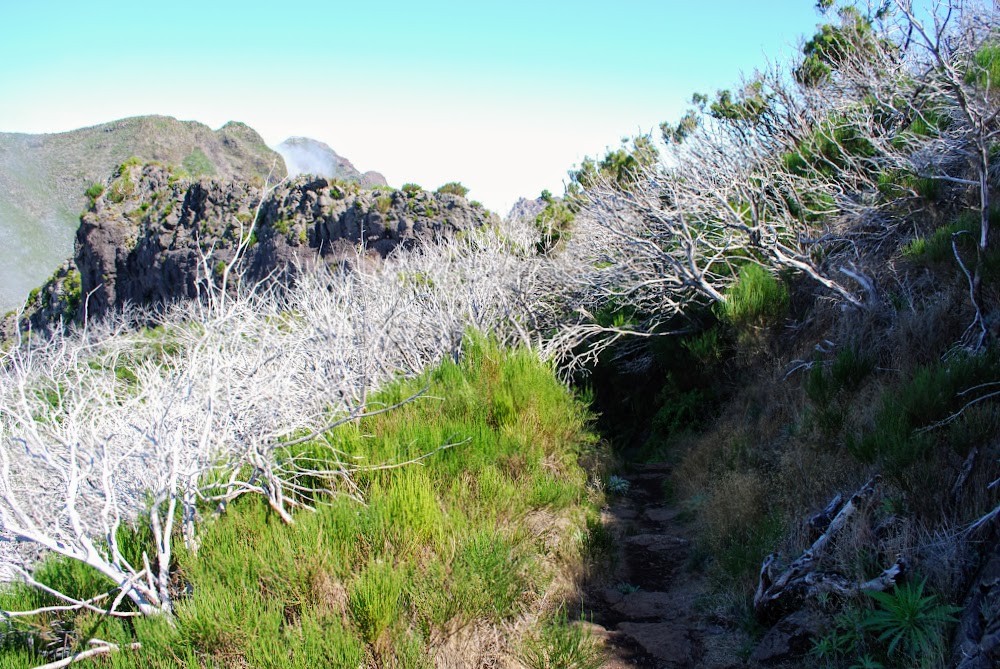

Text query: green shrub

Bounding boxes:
[807,348,874,404]
[713,511,785,581]
[651,385,707,438]
[62,269,82,316]
[526,471,579,508]
[365,468,443,550]
[451,530,528,620]
[348,560,405,644]
[436,182,469,198]
[876,169,940,200]
[849,352,1000,471]
[902,212,980,263]
[805,348,874,440]
[375,194,393,214]
[519,608,604,669]
[966,41,1000,89]
[810,605,871,666]
[583,513,615,561]
[682,328,724,366]
[329,179,359,199]
[718,264,788,329]
[534,198,576,254]
[84,183,104,207]
[782,111,877,181]
[167,169,188,185]
[106,175,136,203]
[401,183,422,194]
[273,219,291,236]
[862,579,960,666]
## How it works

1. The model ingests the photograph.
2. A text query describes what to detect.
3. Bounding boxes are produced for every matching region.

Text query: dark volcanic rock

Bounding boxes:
[616,621,697,668]
[953,539,1000,669]
[7,162,495,335]
[0,115,285,312]
[749,609,829,665]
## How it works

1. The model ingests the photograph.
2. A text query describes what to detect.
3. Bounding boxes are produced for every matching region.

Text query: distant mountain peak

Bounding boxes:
[275,137,388,188]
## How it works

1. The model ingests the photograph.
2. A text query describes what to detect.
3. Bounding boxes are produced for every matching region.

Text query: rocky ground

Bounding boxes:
[582,463,748,669]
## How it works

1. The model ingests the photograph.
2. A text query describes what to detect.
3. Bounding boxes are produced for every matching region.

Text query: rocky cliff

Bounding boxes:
[0,116,286,312]
[4,162,495,338]
[505,196,546,222]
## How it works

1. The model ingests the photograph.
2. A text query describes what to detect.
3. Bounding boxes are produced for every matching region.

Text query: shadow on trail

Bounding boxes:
[571,462,748,669]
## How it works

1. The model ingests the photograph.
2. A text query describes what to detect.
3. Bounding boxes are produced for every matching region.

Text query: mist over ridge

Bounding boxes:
[274,136,388,188]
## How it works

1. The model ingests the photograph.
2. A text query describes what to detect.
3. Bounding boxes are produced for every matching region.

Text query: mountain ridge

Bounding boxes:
[2,162,496,339]
[0,115,286,313]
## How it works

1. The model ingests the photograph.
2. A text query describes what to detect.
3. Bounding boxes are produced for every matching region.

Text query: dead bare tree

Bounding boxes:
[549,65,887,369]
[0,206,555,659]
[892,1,999,346]
[754,476,906,623]
[811,0,1000,346]
[546,1,998,369]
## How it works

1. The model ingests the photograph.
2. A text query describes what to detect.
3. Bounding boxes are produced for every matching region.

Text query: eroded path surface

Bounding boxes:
[581,463,745,669]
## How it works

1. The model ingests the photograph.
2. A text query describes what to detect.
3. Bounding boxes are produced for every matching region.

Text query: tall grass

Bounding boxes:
[0,336,603,667]
[718,264,789,329]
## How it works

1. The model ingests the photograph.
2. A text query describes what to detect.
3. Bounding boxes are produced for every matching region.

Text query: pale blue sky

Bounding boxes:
[1,1,824,212]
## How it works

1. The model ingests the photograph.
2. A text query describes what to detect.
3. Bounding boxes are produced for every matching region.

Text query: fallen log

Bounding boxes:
[753,475,905,622]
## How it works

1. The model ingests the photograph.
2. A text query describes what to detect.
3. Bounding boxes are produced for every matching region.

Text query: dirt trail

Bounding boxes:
[580,463,746,669]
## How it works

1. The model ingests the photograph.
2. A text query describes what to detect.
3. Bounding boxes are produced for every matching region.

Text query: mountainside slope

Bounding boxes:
[0,115,286,312]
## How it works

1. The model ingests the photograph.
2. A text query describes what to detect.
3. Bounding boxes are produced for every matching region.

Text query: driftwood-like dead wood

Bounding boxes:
[808,493,844,539]
[952,447,979,506]
[32,641,142,669]
[754,476,905,622]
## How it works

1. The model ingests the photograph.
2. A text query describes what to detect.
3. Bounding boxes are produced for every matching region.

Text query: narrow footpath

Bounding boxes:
[580,463,747,669]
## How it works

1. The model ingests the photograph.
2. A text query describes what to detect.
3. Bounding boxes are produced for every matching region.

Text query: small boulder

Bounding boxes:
[749,609,828,665]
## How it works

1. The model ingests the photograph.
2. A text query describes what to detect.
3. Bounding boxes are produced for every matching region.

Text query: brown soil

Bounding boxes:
[580,463,749,669]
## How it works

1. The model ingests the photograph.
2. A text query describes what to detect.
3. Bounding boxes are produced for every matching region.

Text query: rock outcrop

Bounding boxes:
[5,162,495,336]
[0,115,286,312]
[506,196,546,223]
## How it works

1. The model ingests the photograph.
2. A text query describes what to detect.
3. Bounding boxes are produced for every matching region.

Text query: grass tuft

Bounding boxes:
[0,335,602,666]
[718,264,788,329]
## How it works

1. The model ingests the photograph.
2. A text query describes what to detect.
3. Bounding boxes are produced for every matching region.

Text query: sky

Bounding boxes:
[0,1,826,214]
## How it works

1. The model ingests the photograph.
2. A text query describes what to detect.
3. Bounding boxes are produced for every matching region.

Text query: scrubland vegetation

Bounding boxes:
[552,1,1000,666]
[0,337,606,668]
[3,0,1000,667]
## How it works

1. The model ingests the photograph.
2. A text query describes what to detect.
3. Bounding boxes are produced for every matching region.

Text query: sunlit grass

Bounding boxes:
[0,335,604,666]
